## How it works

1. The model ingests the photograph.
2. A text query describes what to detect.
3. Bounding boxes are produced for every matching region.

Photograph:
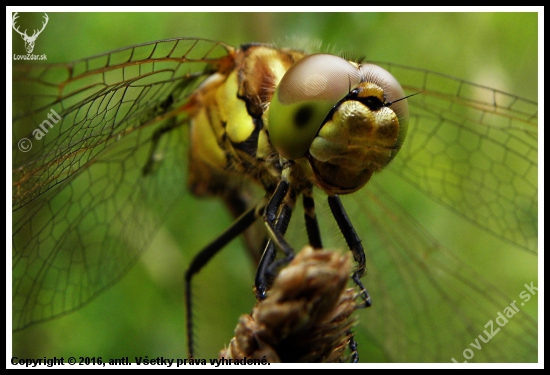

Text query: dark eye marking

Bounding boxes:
[294,104,314,127]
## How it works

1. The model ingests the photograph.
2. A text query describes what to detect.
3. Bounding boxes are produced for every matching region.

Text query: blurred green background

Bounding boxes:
[11,11,538,364]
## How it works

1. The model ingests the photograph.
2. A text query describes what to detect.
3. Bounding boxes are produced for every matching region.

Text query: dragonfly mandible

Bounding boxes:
[11,13,538,364]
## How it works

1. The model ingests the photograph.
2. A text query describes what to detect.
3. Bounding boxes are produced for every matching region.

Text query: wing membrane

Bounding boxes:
[12,38,233,330]
[340,182,537,362]
[374,62,537,252]
[329,64,538,362]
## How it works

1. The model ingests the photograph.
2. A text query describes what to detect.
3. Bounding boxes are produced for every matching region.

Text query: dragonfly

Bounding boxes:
[12,37,538,363]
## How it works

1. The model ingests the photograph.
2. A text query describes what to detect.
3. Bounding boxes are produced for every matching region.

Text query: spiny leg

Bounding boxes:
[254,187,363,362]
[254,179,297,300]
[255,185,325,300]
[346,330,359,363]
[327,195,372,308]
[262,180,296,258]
[254,217,292,300]
[222,189,269,265]
[184,205,263,358]
[257,187,322,292]
[303,187,323,249]
[328,195,369,362]
[254,241,277,300]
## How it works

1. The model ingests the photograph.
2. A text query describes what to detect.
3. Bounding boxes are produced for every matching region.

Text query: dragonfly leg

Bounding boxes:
[346,330,359,363]
[222,189,269,265]
[184,204,262,359]
[303,187,323,249]
[254,241,277,300]
[254,179,297,300]
[328,195,372,308]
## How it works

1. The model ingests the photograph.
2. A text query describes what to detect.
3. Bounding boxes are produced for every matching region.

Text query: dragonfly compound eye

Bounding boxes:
[306,63,410,194]
[267,54,361,160]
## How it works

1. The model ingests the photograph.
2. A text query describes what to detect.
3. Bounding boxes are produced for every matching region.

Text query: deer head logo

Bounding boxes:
[12,12,49,54]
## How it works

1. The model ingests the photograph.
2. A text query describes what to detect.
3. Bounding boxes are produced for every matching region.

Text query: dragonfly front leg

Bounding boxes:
[346,330,359,363]
[255,184,324,300]
[254,179,298,300]
[328,195,372,308]
[303,187,323,250]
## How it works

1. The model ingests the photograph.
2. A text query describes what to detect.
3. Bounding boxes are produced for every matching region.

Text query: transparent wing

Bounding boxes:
[333,64,538,362]
[376,62,537,252]
[12,38,233,330]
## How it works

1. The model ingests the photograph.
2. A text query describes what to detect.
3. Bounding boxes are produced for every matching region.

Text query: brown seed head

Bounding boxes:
[219,246,357,363]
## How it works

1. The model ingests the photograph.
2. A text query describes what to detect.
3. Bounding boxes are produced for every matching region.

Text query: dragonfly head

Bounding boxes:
[267,54,409,194]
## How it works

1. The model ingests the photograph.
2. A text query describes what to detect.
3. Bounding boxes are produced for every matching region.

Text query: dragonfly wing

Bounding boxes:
[337,65,538,362]
[343,182,537,362]
[374,62,538,253]
[12,38,233,330]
